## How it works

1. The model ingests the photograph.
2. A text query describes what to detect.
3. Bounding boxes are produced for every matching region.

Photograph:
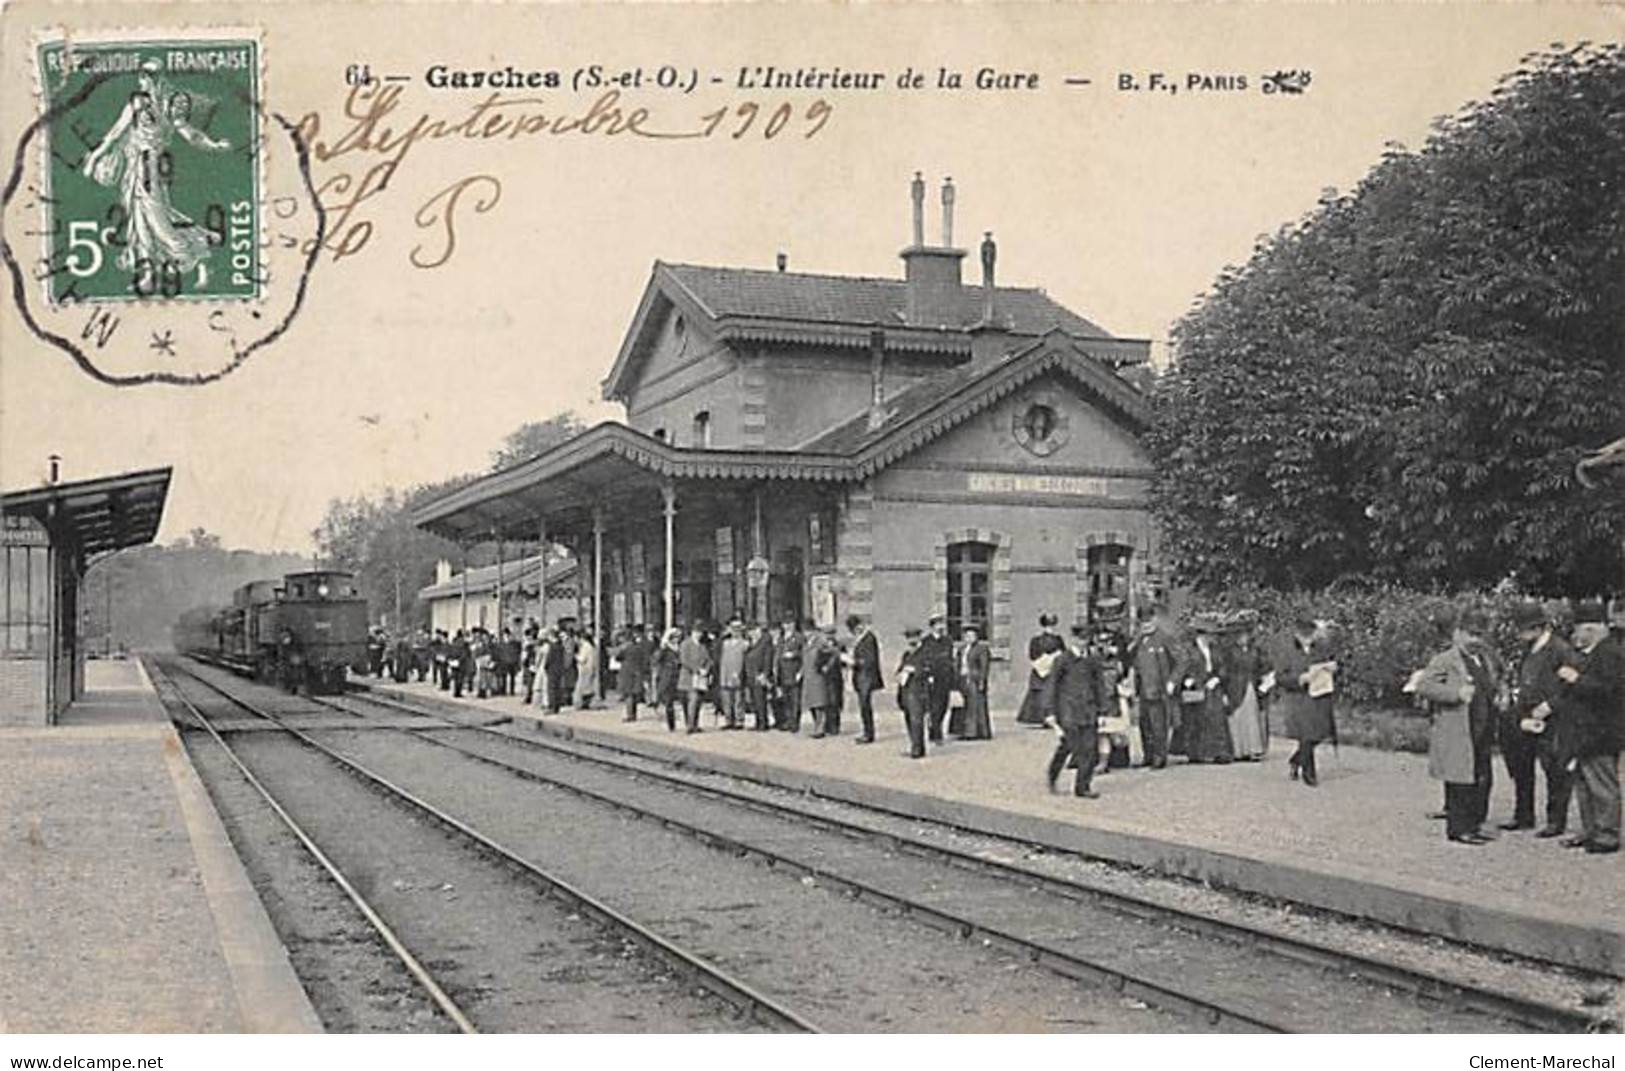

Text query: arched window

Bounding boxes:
[692,411,712,447]
[946,540,995,641]
[1088,542,1133,616]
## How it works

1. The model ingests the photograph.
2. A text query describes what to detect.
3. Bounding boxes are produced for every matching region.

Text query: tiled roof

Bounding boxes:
[662,262,1111,337]
[418,553,578,601]
[801,335,1152,458]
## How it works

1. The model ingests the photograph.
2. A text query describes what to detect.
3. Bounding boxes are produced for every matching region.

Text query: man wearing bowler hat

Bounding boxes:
[895,627,931,759]
[1557,599,1622,854]
[1504,602,1578,836]
[1047,619,1109,798]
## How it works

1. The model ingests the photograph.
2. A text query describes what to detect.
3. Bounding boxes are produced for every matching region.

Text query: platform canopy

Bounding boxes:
[1,465,173,561]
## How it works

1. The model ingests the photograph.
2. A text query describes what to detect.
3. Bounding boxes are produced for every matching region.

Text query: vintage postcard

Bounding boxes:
[0,0,1621,1052]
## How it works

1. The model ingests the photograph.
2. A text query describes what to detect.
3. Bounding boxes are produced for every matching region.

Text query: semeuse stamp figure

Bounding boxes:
[38,35,260,303]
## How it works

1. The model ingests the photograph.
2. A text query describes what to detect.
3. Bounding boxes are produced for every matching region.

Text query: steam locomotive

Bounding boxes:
[174,569,369,693]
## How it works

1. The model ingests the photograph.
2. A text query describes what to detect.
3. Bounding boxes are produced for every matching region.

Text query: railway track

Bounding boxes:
[153,657,820,1034]
[332,680,1614,1034]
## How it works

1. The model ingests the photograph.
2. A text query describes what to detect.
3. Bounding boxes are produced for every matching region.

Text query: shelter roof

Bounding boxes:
[418,553,579,601]
[1,466,171,559]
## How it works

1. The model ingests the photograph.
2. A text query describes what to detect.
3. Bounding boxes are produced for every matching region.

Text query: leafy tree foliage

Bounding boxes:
[1150,43,1625,596]
[313,412,586,627]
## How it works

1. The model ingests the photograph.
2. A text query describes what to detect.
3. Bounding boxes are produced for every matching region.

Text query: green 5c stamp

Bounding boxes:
[37,35,260,303]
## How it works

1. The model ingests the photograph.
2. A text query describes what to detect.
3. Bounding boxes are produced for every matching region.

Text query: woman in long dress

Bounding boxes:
[81,65,232,280]
[1223,620,1268,760]
[1016,613,1065,726]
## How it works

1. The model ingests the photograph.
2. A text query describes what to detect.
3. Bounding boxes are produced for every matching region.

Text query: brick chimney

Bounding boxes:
[899,174,965,328]
[979,231,997,324]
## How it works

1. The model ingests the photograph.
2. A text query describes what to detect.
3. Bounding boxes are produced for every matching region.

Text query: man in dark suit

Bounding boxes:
[1505,602,1579,835]
[895,627,930,758]
[917,614,956,744]
[846,614,884,744]
[1129,606,1180,768]
[617,623,652,722]
[743,623,776,731]
[1458,609,1503,836]
[772,617,804,731]
[1046,621,1107,798]
[1558,600,1622,854]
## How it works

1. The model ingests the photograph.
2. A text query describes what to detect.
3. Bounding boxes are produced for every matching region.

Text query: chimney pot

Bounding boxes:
[980,231,997,323]
[941,177,956,247]
[47,454,61,484]
[910,172,925,247]
[776,250,787,272]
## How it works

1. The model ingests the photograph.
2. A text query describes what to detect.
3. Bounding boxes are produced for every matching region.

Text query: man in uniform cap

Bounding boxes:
[1504,601,1578,835]
[1047,621,1108,797]
[895,627,931,758]
[918,614,956,744]
[1557,599,1622,853]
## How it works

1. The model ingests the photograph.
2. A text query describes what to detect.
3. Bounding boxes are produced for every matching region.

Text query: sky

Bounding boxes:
[3,1,1619,552]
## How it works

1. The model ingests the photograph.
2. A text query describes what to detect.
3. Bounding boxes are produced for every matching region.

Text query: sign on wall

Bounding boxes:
[715,526,734,576]
[967,473,1111,497]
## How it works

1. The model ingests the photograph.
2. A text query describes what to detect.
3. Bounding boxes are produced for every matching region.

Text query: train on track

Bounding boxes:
[173,569,369,693]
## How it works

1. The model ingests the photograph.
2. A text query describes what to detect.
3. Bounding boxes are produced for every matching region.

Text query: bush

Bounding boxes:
[1185,583,1539,710]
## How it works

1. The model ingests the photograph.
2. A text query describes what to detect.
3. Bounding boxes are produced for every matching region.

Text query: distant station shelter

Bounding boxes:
[414,178,1163,705]
[0,465,171,725]
[418,553,580,634]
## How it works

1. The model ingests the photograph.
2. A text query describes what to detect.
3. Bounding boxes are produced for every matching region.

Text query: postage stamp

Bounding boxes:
[35,34,260,303]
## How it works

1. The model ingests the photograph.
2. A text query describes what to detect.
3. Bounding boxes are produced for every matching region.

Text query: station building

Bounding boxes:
[413,178,1162,706]
[0,464,171,725]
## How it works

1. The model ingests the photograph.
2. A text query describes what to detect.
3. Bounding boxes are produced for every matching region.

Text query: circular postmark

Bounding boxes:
[1,31,324,385]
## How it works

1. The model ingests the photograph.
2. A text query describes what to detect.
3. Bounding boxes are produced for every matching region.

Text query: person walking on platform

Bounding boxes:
[919,615,955,744]
[772,617,805,732]
[1017,614,1065,727]
[366,627,386,678]
[1177,615,1234,764]
[521,625,539,703]
[802,623,837,738]
[956,624,993,741]
[678,623,711,734]
[1417,607,1492,844]
[558,621,581,711]
[653,628,682,731]
[1046,621,1107,798]
[744,623,775,731]
[895,627,930,758]
[846,615,884,744]
[411,629,430,683]
[616,624,651,722]
[1128,606,1179,768]
[1273,614,1337,787]
[1505,602,1578,836]
[717,618,748,729]
[1224,614,1269,761]
[1558,600,1623,854]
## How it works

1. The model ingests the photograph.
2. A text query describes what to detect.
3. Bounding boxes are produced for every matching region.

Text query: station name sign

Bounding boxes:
[966,473,1112,497]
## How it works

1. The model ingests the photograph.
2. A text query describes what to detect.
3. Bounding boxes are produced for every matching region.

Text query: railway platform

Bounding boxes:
[0,658,321,1033]
[364,675,1623,980]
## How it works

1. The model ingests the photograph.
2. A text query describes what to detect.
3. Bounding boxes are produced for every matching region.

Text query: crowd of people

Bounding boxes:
[358,594,1620,855]
[363,619,599,710]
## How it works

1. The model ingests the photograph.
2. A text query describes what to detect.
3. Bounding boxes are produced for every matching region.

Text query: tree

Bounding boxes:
[1150,43,1625,596]
[312,412,585,628]
[490,412,587,471]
